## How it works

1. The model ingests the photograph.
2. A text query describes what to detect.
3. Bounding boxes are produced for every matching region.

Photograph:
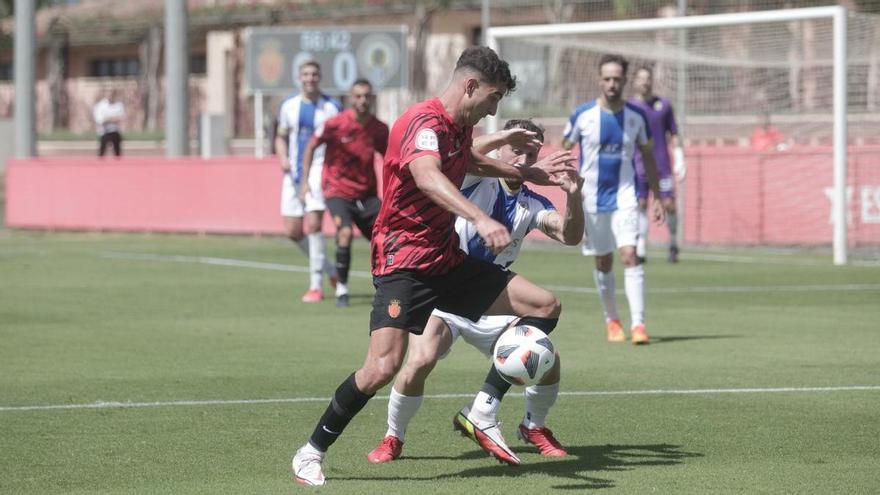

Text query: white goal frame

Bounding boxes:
[487,6,849,265]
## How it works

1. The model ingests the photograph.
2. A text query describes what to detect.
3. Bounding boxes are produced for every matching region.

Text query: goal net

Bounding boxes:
[488,7,880,261]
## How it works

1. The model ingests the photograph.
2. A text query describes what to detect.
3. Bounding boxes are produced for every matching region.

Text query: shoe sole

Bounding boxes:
[452,414,520,466]
[293,475,324,486]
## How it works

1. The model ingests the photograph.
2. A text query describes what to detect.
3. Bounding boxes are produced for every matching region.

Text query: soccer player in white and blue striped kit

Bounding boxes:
[563,54,665,345]
[275,60,341,302]
[367,119,584,466]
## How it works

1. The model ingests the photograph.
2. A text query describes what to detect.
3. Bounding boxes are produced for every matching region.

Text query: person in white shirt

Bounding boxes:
[562,54,665,345]
[93,89,125,157]
[274,61,341,302]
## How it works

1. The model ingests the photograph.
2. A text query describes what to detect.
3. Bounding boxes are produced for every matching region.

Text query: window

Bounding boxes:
[190,54,207,75]
[89,58,140,78]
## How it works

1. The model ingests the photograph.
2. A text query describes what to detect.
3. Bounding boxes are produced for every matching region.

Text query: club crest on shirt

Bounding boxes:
[654,100,664,112]
[416,129,439,151]
[388,299,402,318]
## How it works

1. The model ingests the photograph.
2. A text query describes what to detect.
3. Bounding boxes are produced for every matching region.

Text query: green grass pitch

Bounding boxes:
[1,232,879,494]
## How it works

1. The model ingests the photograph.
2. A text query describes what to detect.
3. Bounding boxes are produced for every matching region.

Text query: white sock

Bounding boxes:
[335,282,349,297]
[667,212,678,248]
[593,269,619,322]
[385,387,423,442]
[637,209,649,257]
[308,233,325,290]
[624,264,646,327]
[523,382,559,429]
[470,391,501,424]
[300,441,325,457]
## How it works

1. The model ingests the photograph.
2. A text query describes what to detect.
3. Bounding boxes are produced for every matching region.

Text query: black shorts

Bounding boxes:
[326,196,381,240]
[369,256,516,334]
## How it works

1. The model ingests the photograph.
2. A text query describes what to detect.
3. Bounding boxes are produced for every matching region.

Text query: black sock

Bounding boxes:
[516,316,559,335]
[308,373,373,451]
[480,363,513,400]
[335,246,351,285]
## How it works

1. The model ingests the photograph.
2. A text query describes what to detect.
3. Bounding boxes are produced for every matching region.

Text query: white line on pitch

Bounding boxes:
[101,251,880,295]
[2,385,878,413]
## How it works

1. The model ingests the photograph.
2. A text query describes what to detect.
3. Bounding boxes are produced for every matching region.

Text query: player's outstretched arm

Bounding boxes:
[472,128,541,155]
[539,171,585,246]
[639,141,666,225]
[521,150,578,186]
[468,149,575,186]
[410,156,511,254]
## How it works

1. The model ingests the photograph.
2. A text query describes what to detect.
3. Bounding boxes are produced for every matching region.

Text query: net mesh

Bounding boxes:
[493,10,880,250]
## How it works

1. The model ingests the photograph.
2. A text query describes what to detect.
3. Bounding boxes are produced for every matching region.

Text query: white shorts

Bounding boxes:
[280,167,325,217]
[431,309,517,359]
[581,206,639,256]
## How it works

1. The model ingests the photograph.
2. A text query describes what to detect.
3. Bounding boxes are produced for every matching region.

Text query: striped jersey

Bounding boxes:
[457,175,555,269]
[277,93,342,184]
[563,99,651,213]
[371,98,472,276]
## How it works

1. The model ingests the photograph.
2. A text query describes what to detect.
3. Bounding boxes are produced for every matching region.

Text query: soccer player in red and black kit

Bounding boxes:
[300,79,389,308]
[291,47,577,486]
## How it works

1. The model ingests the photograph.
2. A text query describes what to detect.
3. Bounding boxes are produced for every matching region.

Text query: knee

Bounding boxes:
[405,351,440,379]
[620,251,639,267]
[337,227,353,247]
[287,230,304,242]
[533,291,562,318]
[595,255,613,273]
[359,358,402,393]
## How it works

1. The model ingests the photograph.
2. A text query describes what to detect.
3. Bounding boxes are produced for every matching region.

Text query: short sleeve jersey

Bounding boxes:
[277,93,342,184]
[456,175,555,269]
[311,109,389,201]
[563,100,651,213]
[627,96,678,176]
[371,98,473,276]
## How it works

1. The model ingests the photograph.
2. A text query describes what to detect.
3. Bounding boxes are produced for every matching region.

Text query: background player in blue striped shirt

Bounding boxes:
[275,61,341,302]
[562,54,664,345]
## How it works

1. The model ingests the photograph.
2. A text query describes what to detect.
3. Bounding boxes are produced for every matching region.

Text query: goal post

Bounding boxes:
[487,6,854,264]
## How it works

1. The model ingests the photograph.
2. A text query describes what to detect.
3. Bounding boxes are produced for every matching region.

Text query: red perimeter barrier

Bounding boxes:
[6,148,880,246]
[6,157,287,234]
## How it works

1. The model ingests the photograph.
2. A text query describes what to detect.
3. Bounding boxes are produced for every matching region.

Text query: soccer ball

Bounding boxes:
[492,324,556,386]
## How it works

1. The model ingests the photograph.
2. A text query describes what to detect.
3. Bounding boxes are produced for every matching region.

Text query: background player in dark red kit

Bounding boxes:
[300,79,389,307]
[291,47,577,486]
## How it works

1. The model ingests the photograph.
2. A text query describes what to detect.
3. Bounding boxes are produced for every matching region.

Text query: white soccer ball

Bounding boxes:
[492,324,556,386]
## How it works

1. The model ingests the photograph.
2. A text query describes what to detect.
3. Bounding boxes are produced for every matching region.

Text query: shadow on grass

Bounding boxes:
[338,443,702,489]
[649,334,742,344]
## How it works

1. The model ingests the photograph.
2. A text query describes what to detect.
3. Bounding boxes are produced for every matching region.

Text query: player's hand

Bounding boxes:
[297,185,308,203]
[557,169,583,196]
[673,147,686,181]
[651,198,666,225]
[522,150,577,186]
[500,128,542,154]
[280,158,290,172]
[474,215,511,255]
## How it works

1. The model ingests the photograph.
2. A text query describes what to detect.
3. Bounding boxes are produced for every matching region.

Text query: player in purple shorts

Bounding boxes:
[629,66,686,263]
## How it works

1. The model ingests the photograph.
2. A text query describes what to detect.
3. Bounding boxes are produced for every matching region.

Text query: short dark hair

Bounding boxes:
[635,65,653,77]
[455,46,516,94]
[298,60,321,72]
[598,54,629,76]
[503,118,544,143]
[351,78,372,90]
